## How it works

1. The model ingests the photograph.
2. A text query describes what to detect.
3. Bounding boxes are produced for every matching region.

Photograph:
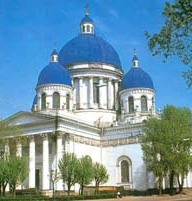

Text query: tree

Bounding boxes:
[93,162,109,194]
[146,0,192,86]
[76,155,94,195]
[7,156,28,197]
[0,121,24,197]
[0,159,9,197]
[58,152,79,195]
[142,105,192,194]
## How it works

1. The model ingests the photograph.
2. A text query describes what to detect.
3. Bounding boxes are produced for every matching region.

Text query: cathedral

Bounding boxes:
[4,8,191,193]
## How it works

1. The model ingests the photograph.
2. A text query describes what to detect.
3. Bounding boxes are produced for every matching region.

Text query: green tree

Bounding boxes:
[142,105,192,194]
[0,159,9,197]
[93,162,109,194]
[146,0,192,86]
[76,155,94,195]
[0,121,24,197]
[7,156,28,197]
[58,152,78,195]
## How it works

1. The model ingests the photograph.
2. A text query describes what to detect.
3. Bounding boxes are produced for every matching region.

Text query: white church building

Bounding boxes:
[3,9,192,192]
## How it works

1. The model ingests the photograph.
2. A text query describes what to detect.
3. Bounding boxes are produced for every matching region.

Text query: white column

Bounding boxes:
[99,78,104,109]
[16,142,22,157]
[89,77,93,108]
[42,134,50,190]
[4,142,10,191]
[56,133,63,190]
[4,142,10,159]
[29,136,35,188]
[107,79,114,110]
[114,80,119,110]
[79,78,83,109]
[16,141,22,189]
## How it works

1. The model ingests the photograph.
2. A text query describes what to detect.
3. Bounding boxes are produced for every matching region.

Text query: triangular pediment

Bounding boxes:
[5,111,55,126]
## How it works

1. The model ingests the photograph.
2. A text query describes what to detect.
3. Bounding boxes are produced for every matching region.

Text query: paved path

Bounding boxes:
[85,194,192,201]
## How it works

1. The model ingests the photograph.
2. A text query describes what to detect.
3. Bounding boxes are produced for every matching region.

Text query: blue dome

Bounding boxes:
[37,62,72,87]
[59,34,122,69]
[81,15,93,24]
[121,67,154,90]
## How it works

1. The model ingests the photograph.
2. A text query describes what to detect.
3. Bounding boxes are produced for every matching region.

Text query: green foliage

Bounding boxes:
[93,162,109,193]
[142,105,192,194]
[58,152,78,195]
[0,159,9,196]
[76,155,94,195]
[7,156,28,196]
[146,0,192,86]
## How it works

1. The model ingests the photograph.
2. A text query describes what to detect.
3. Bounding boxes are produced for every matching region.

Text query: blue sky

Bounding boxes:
[0,0,191,118]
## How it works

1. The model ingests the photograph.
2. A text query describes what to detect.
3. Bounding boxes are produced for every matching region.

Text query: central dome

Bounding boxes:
[59,35,122,69]
[59,13,122,69]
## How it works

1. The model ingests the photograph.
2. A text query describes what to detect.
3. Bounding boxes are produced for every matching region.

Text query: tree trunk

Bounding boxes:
[177,174,184,194]
[67,182,71,196]
[13,185,16,198]
[169,170,175,195]
[158,175,163,195]
[2,183,7,197]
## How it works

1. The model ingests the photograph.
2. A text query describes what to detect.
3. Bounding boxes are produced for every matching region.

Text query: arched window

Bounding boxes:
[128,97,134,113]
[87,25,90,32]
[53,92,60,109]
[141,96,148,112]
[82,25,85,33]
[121,160,129,183]
[117,155,132,184]
[93,81,99,104]
[41,93,46,110]
[152,97,155,112]
[66,94,70,110]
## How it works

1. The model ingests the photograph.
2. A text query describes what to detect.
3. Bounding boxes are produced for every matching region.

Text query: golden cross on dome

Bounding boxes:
[85,3,90,16]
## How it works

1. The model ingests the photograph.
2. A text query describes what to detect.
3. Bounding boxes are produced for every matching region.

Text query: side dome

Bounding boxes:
[37,50,72,87]
[59,12,122,69]
[121,55,154,90]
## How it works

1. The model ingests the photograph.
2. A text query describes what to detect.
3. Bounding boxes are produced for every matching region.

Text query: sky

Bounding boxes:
[0,0,191,119]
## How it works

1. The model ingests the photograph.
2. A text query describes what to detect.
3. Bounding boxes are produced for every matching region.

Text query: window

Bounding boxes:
[141,96,148,112]
[87,25,90,32]
[117,156,132,184]
[121,160,129,183]
[53,92,60,109]
[66,94,70,110]
[41,93,46,110]
[82,25,85,33]
[121,100,124,109]
[152,97,155,112]
[128,96,134,113]
[93,82,99,104]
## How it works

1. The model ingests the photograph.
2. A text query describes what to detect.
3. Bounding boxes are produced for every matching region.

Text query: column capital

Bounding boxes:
[41,133,49,139]
[56,131,65,138]
[28,135,35,142]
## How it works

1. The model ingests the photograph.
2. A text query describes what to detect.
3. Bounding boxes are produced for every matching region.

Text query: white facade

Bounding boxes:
[3,10,188,193]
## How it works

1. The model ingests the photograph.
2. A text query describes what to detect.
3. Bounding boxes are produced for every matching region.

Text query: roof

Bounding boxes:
[59,34,122,69]
[121,67,154,90]
[80,15,94,24]
[37,62,72,87]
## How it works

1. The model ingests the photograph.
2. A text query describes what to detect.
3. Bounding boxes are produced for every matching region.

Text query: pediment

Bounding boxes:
[6,111,54,126]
